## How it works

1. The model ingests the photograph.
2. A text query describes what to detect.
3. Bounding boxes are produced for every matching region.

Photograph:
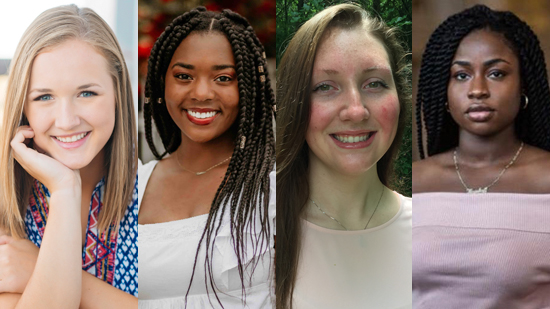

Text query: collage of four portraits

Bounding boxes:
[0,0,549,308]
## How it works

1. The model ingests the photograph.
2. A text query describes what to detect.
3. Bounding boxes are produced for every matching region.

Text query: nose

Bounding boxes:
[340,87,369,122]
[467,75,489,99]
[55,99,81,130]
[190,78,215,101]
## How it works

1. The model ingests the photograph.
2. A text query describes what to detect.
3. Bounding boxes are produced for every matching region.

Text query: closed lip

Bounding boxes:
[466,104,495,113]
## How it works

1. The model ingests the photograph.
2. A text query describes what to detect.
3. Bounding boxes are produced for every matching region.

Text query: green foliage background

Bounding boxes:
[276,0,412,196]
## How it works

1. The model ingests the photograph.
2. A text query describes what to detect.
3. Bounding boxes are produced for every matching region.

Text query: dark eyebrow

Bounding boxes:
[172,62,194,70]
[212,64,235,71]
[452,58,510,67]
[171,62,235,71]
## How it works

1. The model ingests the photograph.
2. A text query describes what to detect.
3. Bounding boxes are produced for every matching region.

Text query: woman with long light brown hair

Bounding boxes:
[0,5,137,308]
[276,3,412,309]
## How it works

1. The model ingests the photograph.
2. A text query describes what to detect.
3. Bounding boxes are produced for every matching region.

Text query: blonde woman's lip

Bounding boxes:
[52,131,91,149]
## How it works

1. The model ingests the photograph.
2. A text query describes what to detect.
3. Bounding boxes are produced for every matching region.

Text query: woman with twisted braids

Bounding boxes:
[138,7,276,308]
[413,5,550,308]
[277,4,412,309]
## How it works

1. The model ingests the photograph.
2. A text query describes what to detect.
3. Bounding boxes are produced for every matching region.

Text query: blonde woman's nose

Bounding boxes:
[55,100,81,130]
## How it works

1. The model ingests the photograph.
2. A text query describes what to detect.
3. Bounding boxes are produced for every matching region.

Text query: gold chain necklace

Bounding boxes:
[453,142,523,193]
[309,188,384,230]
[175,151,231,176]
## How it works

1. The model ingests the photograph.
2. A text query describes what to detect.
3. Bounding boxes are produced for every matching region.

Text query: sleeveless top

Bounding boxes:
[24,177,139,297]
[138,159,276,308]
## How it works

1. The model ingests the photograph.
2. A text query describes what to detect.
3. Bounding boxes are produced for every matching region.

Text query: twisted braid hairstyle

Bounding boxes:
[143,7,275,307]
[416,4,550,159]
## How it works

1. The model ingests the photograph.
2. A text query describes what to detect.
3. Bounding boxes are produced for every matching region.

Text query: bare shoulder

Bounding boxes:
[412,152,451,194]
[520,145,550,189]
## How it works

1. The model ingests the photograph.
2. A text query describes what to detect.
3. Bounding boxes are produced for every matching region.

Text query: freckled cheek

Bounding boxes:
[375,95,400,134]
[308,102,334,134]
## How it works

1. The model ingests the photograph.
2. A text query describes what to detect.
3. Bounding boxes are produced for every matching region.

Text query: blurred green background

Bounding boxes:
[276,0,412,196]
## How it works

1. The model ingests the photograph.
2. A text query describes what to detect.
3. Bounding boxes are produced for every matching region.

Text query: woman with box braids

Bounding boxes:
[139,7,276,308]
[413,5,550,308]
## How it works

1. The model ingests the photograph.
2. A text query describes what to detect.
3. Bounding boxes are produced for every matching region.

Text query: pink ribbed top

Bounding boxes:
[413,193,550,308]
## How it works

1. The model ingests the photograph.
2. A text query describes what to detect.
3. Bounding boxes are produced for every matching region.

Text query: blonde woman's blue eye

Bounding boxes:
[34,94,53,101]
[80,91,96,98]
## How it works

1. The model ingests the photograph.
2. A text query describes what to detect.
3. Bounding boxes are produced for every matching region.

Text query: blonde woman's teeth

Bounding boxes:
[55,132,88,143]
[188,111,217,119]
[333,134,370,143]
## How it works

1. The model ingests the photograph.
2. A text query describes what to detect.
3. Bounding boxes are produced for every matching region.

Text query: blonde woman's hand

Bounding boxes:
[10,126,81,194]
[0,235,39,294]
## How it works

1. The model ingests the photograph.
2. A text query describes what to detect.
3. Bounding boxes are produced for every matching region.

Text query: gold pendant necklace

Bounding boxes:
[453,142,523,193]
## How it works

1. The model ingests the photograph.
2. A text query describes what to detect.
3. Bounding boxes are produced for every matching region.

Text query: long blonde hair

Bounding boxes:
[0,5,137,238]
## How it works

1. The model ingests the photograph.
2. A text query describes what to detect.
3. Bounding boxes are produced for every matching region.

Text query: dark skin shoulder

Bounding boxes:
[412,151,460,194]
[505,145,550,193]
[413,145,550,194]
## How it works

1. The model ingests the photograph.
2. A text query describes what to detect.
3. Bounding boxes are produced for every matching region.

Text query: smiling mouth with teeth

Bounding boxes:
[332,132,373,143]
[187,110,219,119]
[54,132,89,143]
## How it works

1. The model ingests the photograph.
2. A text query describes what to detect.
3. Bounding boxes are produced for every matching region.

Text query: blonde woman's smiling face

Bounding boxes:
[24,39,116,170]
[306,28,400,176]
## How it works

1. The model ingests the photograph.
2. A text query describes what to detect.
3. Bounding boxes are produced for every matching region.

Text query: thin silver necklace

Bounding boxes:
[453,142,523,193]
[309,188,384,230]
[175,151,231,176]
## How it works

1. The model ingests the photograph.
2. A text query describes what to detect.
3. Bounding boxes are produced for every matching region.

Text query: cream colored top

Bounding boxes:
[293,192,412,309]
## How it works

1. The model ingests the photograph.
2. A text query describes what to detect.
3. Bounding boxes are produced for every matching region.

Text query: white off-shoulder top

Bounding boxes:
[138,160,276,308]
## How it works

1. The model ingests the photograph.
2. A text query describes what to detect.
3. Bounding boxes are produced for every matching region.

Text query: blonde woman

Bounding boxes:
[0,5,137,308]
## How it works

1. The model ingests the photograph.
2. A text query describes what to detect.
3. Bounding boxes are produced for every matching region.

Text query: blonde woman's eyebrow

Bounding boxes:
[28,88,53,94]
[77,83,101,90]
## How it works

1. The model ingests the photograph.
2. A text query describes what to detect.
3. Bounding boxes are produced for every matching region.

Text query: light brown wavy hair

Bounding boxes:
[276,3,411,308]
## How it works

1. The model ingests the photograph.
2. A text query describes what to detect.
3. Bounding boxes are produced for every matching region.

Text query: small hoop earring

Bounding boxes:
[522,94,529,109]
[445,101,450,112]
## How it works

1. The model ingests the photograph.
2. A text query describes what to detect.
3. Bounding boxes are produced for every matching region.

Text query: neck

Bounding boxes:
[457,126,522,166]
[307,154,384,220]
[176,129,235,170]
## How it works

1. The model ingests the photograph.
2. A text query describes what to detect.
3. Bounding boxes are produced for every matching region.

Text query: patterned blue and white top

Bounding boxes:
[24,176,138,297]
